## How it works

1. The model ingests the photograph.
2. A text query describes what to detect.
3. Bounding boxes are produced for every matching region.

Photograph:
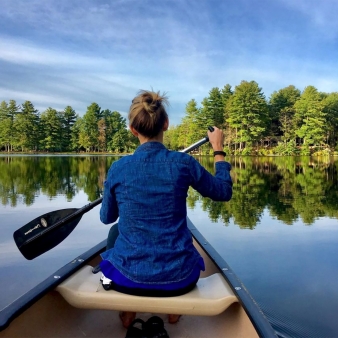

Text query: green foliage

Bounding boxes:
[178,99,200,148]
[13,101,40,151]
[61,106,77,151]
[80,103,102,151]
[40,108,63,151]
[273,141,297,156]
[105,111,128,153]
[227,81,269,150]
[241,146,253,155]
[0,101,11,151]
[322,93,338,147]
[299,146,311,156]
[294,86,326,146]
[269,85,301,142]
[164,125,180,150]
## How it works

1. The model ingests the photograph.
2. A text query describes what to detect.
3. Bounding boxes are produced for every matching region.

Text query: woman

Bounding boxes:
[99,90,232,328]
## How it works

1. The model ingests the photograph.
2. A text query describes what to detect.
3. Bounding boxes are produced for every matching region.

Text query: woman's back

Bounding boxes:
[99,89,232,327]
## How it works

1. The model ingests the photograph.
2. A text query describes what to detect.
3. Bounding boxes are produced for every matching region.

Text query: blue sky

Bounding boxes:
[1,0,338,126]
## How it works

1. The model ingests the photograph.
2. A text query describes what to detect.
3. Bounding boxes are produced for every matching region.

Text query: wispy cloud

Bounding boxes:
[0,38,105,67]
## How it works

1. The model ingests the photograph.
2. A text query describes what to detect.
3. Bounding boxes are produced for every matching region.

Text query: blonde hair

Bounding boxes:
[128,90,169,138]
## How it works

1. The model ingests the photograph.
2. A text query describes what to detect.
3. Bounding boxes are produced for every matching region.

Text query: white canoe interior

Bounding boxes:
[0,240,260,338]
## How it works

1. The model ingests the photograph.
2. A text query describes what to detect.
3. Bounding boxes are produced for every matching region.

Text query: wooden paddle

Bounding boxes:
[14,127,214,260]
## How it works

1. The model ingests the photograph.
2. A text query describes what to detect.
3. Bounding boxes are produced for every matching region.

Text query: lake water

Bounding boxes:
[0,154,338,337]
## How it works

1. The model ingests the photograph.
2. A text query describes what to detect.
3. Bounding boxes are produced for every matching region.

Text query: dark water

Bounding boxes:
[1,155,338,337]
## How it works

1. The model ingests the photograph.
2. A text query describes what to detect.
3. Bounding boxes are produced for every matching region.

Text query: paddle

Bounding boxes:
[14,127,215,260]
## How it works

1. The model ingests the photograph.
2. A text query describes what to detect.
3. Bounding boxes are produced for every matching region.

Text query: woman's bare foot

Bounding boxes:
[119,311,136,328]
[168,314,181,324]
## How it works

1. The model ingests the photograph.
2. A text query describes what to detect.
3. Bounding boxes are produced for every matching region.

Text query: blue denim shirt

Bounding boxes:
[100,142,232,284]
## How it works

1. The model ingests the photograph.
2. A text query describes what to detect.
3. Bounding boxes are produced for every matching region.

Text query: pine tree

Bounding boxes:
[294,86,326,146]
[40,108,63,151]
[221,84,233,122]
[221,84,233,148]
[14,101,40,151]
[61,106,77,151]
[106,111,128,152]
[178,99,200,148]
[80,103,102,151]
[200,87,224,129]
[227,81,269,150]
[322,93,338,147]
[0,101,10,151]
[269,85,301,144]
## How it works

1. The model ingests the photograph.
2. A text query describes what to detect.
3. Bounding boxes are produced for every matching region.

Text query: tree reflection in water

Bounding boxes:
[0,155,337,228]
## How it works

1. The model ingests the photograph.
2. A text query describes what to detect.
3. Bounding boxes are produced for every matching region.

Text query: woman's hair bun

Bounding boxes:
[128,89,169,138]
[141,92,166,114]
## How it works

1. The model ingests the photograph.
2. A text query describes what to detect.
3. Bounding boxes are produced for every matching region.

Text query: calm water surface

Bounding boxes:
[1,154,338,338]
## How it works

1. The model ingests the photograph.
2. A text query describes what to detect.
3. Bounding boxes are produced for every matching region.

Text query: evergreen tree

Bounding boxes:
[0,100,19,151]
[70,117,83,151]
[200,88,224,130]
[185,99,201,144]
[221,84,233,147]
[40,107,63,151]
[294,86,326,146]
[227,81,269,150]
[80,103,102,151]
[177,99,200,148]
[322,93,338,147]
[221,84,233,122]
[14,101,40,151]
[195,97,211,141]
[7,100,20,151]
[269,85,301,144]
[61,106,77,151]
[0,101,10,151]
[106,111,128,152]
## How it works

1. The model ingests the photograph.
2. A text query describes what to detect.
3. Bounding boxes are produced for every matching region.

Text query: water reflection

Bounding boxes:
[192,156,338,227]
[1,155,338,337]
[0,155,119,205]
[1,155,337,227]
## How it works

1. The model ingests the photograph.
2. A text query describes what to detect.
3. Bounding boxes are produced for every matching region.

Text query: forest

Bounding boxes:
[1,81,338,155]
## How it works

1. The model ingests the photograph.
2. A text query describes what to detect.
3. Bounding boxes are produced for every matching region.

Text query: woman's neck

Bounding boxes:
[138,131,164,145]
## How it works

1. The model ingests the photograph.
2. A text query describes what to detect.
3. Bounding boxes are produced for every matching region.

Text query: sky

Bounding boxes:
[1,0,338,126]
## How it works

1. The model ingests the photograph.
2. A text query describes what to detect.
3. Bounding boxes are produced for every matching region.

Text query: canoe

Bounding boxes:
[0,218,277,337]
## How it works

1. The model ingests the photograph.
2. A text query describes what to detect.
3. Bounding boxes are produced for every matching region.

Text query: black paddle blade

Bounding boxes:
[13,208,80,260]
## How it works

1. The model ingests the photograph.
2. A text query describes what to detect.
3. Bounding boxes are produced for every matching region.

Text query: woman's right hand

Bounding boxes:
[207,126,224,151]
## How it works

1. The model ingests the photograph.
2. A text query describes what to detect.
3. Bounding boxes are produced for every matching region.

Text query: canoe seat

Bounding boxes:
[56,265,238,316]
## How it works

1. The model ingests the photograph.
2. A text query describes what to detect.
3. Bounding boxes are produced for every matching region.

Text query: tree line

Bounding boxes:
[165,82,338,156]
[1,81,338,154]
[0,101,138,153]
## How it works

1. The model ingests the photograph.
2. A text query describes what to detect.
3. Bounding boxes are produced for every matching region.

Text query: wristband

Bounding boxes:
[213,151,226,157]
